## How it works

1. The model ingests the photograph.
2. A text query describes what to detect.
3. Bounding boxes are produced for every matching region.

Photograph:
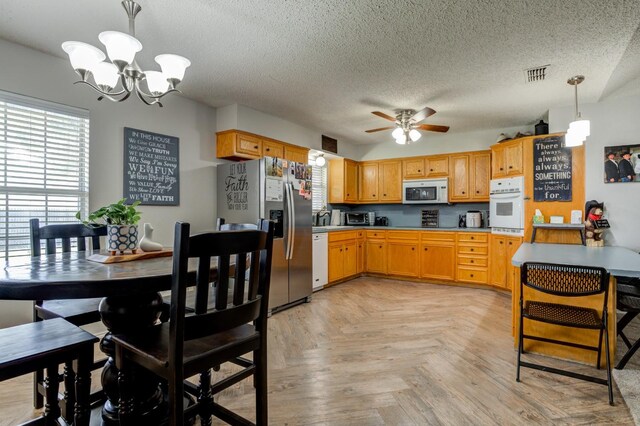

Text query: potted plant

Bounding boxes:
[76,198,142,255]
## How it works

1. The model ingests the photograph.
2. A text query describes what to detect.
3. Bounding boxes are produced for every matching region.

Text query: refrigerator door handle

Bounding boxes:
[288,182,295,259]
[284,181,293,260]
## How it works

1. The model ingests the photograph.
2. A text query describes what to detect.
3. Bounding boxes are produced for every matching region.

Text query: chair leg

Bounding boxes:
[616,336,640,370]
[516,313,524,382]
[33,369,44,409]
[255,348,268,426]
[62,360,76,421]
[168,374,184,426]
[604,324,613,405]
[198,369,212,426]
[596,327,604,370]
[118,363,135,425]
[44,363,61,425]
[618,311,639,349]
[74,349,92,426]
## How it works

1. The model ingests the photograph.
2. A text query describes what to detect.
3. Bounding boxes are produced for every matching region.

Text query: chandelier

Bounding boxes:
[391,110,422,145]
[61,0,191,107]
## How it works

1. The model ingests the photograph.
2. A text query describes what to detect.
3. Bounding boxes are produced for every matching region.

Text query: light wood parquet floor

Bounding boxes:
[1,277,638,425]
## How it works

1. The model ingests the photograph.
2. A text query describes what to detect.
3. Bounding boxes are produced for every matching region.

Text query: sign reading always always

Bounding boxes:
[123,127,179,205]
[533,135,572,202]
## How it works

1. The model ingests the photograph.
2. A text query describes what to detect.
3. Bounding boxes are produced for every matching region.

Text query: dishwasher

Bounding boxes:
[312,233,328,290]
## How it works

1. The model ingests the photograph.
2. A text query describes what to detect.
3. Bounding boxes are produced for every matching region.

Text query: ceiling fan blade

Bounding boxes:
[365,126,395,133]
[411,106,436,123]
[417,124,450,133]
[371,111,397,122]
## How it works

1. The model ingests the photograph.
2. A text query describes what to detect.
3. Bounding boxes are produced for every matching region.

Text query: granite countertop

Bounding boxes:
[312,226,492,233]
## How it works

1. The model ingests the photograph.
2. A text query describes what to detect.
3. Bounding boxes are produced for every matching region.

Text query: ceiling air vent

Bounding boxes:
[524,65,550,83]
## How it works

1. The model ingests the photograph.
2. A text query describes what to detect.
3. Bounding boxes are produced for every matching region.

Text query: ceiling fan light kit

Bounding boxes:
[61,0,191,107]
[565,75,589,147]
[365,107,449,145]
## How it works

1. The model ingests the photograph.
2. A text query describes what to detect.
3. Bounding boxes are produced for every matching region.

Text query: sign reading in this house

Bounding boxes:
[533,135,572,202]
[123,127,180,205]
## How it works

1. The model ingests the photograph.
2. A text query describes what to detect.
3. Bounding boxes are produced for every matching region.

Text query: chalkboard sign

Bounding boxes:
[123,127,180,205]
[533,136,572,202]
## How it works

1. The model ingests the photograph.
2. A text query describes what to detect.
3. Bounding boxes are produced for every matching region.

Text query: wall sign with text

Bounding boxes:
[123,127,180,205]
[533,135,572,202]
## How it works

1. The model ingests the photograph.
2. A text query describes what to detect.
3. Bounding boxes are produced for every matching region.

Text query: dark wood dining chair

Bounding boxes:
[516,262,613,405]
[615,276,640,369]
[0,317,97,426]
[112,219,274,425]
[29,218,107,411]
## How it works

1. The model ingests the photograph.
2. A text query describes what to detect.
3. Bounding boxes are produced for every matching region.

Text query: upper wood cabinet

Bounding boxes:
[471,151,490,201]
[216,130,309,163]
[328,158,358,204]
[379,160,402,202]
[402,158,425,179]
[359,162,379,202]
[491,139,524,178]
[217,130,263,160]
[425,155,449,177]
[284,145,309,164]
[262,140,284,158]
[449,154,470,201]
[450,151,491,202]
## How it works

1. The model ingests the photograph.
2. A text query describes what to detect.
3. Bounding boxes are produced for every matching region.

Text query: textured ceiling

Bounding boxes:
[1,0,639,145]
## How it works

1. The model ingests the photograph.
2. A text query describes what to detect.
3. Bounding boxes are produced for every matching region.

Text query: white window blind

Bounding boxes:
[0,91,90,259]
[311,164,327,212]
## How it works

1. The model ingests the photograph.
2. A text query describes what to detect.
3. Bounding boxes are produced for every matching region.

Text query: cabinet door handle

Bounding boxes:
[266,148,270,151]
[340,249,343,252]
[500,167,504,171]
[418,169,421,172]
[254,145,259,149]
[462,191,465,194]
[424,248,428,251]
[499,241,503,244]
[471,236,474,240]
[379,245,382,249]
[430,168,434,171]
[383,193,387,196]
[509,166,513,169]
[509,242,513,245]
[372,194,376,197]
[411,247,415,251]
[470,248,474,252]
[345,248,348,251]
[476,190,480,194]
[470,274,474,278]
[470,260,474,263]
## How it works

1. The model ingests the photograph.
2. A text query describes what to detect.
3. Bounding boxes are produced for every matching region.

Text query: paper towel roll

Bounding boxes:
[330,209,341,226]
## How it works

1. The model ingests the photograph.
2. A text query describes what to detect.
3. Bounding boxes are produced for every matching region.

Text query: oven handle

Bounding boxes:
[489,192,522,199]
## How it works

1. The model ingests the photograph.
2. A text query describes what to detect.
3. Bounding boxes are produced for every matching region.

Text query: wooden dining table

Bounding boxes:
[0,250,219,425]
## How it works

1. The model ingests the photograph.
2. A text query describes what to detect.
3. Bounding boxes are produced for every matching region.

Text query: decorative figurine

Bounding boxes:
[140,223,163,252]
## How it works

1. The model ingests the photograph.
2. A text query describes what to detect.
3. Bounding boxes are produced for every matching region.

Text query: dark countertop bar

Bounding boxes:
[312,226,492,234]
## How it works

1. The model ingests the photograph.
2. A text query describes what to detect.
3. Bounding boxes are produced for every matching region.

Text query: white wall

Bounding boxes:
[0,38,220,327]
[217,103,361,159]
[549,94,640,251]
[357,125,530,160]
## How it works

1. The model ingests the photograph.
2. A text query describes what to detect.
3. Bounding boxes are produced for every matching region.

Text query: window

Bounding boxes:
[311,164,327,212]
[0,91,90,259]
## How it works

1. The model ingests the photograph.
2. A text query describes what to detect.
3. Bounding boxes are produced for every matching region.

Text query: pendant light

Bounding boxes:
[565,75,589,147]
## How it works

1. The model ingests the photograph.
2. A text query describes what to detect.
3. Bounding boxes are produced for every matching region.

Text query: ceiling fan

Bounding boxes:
[365,107,450,144]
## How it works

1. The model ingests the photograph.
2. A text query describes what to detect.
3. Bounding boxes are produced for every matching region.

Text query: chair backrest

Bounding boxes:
[520,262,610,298]
[169,220,274,369]
[29,218,107,256]
[216,217,258,231]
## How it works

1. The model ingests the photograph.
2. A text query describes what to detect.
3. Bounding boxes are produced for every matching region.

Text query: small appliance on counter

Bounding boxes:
[368,211,376,226]
[374,217,389,226]
[345,212,370,226]
[466,211,482,228]
[330,209,341,226]
[313,209,331,226]
[458,214,466,228]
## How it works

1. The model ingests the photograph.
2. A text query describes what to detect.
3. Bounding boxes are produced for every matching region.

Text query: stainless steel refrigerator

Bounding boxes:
[216,157,312,312]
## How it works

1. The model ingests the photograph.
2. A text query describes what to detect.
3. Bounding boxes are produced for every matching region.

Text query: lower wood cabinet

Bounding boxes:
[420,243,456,281]
[387,241,419,277]
[456,232,489,284]
[356,237,365,274]
[365,239,387,274]
[328,231,359,283]
[489,235,522,290]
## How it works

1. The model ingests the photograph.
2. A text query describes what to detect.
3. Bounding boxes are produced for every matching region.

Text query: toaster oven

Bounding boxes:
[345,212,369,226]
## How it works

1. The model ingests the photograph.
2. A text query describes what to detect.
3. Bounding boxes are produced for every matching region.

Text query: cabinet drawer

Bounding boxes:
[457,245,488,255]
[457,267,488,284]
[328,231,358,242]
[457,256,488,267]
[421,231,456,242]
[366,230,386,239]
[386,231,419,241]
[457,233,488,243]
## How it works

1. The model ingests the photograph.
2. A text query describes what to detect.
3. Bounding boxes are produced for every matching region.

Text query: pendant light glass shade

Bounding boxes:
[98,31,142,65]
[144,71,169,95]
[315,155,326,167]
[409,129,421,142]
[62,41,106,71]
[568,119,590,138]
[92,62,119,89]
[155,54,191,82]
[564,131,583,147]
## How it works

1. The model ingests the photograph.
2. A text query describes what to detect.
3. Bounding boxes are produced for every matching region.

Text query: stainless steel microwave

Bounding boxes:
[402,178,449,204]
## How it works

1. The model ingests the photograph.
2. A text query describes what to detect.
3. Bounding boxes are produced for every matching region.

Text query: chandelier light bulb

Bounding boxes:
[61,41,106,72]
[395,134,407,145]
[98,31,142,67]
[155,54,191,82]
[144,71,170,95]
[91,62,120,89]
[315,155,326,167]
[409,129,421,142]
[391,127,403,139]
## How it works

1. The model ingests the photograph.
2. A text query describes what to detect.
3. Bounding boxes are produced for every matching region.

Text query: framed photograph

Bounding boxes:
[604,144,640,183]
